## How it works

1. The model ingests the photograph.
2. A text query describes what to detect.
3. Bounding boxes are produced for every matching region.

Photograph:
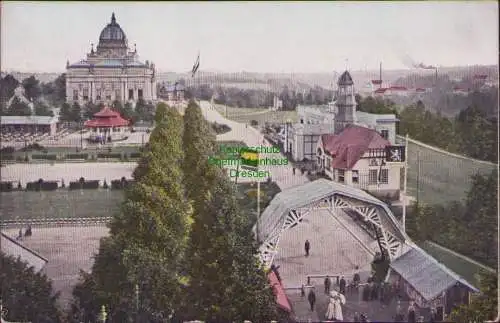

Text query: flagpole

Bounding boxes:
[402,133,409,232]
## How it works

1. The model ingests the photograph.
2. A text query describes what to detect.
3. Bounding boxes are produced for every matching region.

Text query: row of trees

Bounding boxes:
[358,94,497,320]
[0,74,56,117]
[59,99,155,124]
[356,94,498,163]
[405,171,498,268]
[68,101,283,322]
[186,84,333,110]
[404,171,498,323]
[1,252,62,322]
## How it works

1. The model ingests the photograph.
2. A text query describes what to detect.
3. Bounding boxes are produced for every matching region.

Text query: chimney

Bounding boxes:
[379,62,382,89]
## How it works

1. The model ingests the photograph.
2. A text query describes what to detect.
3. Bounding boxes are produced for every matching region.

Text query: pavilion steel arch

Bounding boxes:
[257,189,412,268]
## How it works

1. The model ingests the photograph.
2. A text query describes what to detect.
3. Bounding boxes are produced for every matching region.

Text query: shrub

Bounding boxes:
[97,153,122,159]
[0,154,15,161]
[0,182,13,192]
[250,119,258,126]
[66,153,88,160]
[0,146,15,154]
[31,154,57,160]
[69,179,99,190]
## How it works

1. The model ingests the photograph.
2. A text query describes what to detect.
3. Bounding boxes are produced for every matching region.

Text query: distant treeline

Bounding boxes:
[356,95,498,163]
[186,84,333,110]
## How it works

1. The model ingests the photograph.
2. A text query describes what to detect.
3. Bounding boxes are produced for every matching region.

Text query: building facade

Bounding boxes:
[66,13,157,106]
[284,70,399,162]
[316,125,404,200]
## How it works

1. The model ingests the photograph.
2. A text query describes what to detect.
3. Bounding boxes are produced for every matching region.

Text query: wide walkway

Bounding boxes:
[2,226,109,309]
[201,101,309,190]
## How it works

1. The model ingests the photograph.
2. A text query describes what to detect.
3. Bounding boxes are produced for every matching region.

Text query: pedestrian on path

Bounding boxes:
[292,167,296,175]
[407,301,416,323]
[339,276,346,295]
[307,289,316,311]
[324,276,331,294]
[304,239,310,257]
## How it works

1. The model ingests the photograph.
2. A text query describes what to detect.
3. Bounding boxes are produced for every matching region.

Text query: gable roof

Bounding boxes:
[320,125,390,170]
[390,245,479,301]
[1,232,48,273]
[254,179,410,245]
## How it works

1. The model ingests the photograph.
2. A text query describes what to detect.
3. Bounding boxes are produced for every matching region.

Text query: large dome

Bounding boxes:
[99,13,127,43]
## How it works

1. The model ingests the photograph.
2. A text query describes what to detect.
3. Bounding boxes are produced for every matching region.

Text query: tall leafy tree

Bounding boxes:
[182,100,216,201]
[34,102,54,116]
[7,96,32,116]
[22,75,42,102]
[59,102,72,122]
[1,252,62,322]
[0,74,20,111]
[71,102,82,122]
[180,100,279,322]
[450,271,498,323]
[70,105,192,321]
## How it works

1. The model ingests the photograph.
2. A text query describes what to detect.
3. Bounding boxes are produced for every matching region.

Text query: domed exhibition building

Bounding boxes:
[65,13,157,106]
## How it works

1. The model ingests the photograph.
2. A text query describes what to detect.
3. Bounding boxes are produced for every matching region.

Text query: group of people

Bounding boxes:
[16,224,32,240]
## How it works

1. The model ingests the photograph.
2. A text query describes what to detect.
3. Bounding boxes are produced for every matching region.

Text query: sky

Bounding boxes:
[1,1,498,73]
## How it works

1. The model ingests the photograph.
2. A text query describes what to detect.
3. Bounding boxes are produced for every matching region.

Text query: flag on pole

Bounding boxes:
[191,52,200,78]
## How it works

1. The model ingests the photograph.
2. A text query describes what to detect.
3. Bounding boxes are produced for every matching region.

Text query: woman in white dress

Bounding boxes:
[325,290,346,321]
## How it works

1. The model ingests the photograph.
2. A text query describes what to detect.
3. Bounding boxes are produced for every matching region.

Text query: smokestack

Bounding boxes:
[379,62,382,88]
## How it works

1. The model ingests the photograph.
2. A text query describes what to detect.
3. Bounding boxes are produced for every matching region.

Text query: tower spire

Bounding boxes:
[111,12,116,23]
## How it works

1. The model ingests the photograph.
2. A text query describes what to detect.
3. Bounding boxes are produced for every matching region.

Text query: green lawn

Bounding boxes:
[0,190,123,220]
[403,139,496,205]
[213,104,298,125]
[213,104,268,116]
[420,240,495,288]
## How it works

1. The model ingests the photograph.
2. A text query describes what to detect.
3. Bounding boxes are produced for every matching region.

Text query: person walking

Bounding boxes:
[394,299,405,322]
[324,276,331,294]
[307,289,316,312]
[292,167,296,175]
[339,276,346,295]
[407,301,416,323]
[304,239,310,257]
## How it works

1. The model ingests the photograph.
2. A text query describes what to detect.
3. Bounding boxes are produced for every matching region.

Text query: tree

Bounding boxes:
[59,102,72,122]
[34,102,54,116]
[70,106,192,320]
[53,73,67,105]
[71,102,82,122]
[1,252,62,322]
[0,74,20,112]
[83,102,100,121]
[450,271,497,323]
[22,75,42,102]
[180,100,279,322]
[7,96,32,116]
[463,171,498,266]
[182,100,216,201]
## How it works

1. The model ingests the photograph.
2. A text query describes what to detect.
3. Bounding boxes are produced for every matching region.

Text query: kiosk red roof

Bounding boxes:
[94,106,121,117]
[84,106,130,127]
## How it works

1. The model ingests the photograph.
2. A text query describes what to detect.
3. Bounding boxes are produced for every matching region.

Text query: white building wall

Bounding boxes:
[316,145,404,199]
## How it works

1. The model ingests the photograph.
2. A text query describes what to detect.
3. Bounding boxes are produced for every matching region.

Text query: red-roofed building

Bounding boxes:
[374,88,387,95]
[84,106,130,143]
[316,125,405,200]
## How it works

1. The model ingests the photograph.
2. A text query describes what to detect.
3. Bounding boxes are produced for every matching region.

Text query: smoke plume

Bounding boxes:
[400,54,436,70]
